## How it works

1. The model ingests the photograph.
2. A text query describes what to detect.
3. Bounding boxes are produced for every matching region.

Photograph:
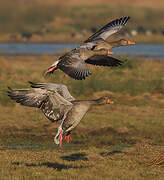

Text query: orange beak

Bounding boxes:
[107,98,114,104]
[127,40,135,45]
[44,65,57,76]
[107,50,113,55]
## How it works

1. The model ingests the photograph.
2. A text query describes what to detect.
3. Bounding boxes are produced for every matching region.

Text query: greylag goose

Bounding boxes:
[81,17,135,50]
[8,82,113,148]
[44,48,123,80]
[83,38,135,51]
[45,17,134,80]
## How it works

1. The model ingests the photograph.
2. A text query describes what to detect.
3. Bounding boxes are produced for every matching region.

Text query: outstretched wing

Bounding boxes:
[85,55,123,67]
[41,90,73,122]
[8,86,73,122]
[85,16,130,42]
[59,52,91,80]
[8,87,47,108]
[29,82,75,101]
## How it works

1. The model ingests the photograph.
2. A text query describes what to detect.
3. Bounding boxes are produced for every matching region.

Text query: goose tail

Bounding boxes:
[54,125,63,145]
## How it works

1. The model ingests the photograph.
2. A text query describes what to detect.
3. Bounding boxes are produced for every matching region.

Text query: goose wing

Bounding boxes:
[84,16,130,42]
[8,87,48,108]
[41,90,73,122]
[29,82,75,101]
[8,86,73,122]
[59,52,91,80]
[85,55,123,67]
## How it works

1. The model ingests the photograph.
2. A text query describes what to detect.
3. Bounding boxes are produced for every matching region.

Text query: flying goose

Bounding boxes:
[44,17,134,80]
[44,48,123,80]
[81,16,135,50]
[8,82,114,147]
[82,38,135,51]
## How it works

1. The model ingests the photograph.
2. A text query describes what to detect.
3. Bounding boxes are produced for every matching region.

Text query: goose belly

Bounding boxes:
[65,104,90,132]
[73,105,89,125]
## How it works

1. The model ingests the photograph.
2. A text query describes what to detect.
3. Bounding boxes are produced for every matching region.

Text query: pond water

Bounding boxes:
[0,43,163,59]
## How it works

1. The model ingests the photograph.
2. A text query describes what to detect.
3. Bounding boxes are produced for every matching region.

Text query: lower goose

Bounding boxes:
[8,82,113,147]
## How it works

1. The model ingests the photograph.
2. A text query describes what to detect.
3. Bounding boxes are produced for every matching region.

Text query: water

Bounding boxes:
[112,44,164,59]
[0,43,77,55]
[0,42,163,59]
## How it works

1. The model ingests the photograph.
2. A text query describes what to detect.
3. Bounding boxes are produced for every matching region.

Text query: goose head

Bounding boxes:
[119,39,135,46]
[96,96,114,105]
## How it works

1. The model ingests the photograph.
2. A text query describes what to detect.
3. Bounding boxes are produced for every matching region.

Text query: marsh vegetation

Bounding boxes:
[0,55,164,179]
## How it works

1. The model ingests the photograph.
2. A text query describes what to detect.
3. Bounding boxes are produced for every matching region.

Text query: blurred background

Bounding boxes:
[0,0,164,43]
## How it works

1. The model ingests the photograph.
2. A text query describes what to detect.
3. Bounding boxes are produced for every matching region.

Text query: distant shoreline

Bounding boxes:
[0,34,164,44]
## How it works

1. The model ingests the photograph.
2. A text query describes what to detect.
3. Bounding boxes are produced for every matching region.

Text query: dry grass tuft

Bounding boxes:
[150,151,164,167]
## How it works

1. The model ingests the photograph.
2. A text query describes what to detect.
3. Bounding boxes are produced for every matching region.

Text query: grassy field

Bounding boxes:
[0,0,164,43]
[0,54,164,179]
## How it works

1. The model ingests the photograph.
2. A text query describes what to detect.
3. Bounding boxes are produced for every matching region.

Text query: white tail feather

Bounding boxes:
[54,125,63,145]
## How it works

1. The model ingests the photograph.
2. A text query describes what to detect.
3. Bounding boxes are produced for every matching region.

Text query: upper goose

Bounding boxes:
[44,17,134,80]
[80,16,135,50]
[8,82,114,148]
[82,38,135,51]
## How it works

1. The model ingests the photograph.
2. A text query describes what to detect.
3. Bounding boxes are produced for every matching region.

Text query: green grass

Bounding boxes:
[0,55,164,179]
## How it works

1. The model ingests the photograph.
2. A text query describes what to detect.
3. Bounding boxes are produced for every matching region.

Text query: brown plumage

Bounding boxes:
[85,17,130,43]
[44,48,123,80]
[55,96,113,147]
[82,39,135,51]
[8,82,74,122]
[7,82,114,147]
[44,17,135,80]
[80,17,135,50]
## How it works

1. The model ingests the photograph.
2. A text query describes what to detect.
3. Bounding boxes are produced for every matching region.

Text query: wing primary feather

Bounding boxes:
[84,16,130,42]
[123,16,130,25]
[85,55,123,67]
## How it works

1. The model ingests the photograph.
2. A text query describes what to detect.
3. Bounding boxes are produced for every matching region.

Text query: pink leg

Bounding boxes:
[65,136,69,143]
[59,130,63,148]
[69,135,71,142]
[65,135,72,143]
